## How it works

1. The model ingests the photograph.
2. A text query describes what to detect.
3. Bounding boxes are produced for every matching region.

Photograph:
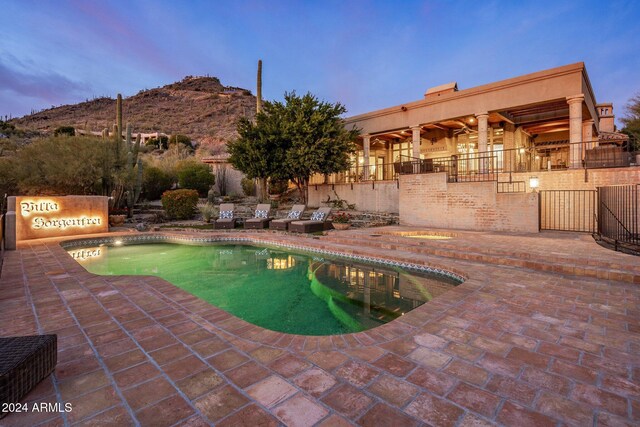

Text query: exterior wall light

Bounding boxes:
[529,176,539,192]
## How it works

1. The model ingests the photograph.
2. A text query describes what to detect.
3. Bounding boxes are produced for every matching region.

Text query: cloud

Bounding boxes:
[0,58,89,104]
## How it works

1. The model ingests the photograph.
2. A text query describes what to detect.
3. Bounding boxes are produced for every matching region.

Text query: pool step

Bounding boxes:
[321,233,640,285]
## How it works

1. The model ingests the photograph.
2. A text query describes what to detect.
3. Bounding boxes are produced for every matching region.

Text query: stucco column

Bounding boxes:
[411,126,421,159]
[410,125,421,174]
[582,119,595,150]
[362,135,371,180]
[476,112,489,172]
[567,95,584,168]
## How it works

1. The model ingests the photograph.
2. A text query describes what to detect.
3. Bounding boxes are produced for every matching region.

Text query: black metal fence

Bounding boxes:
[596,184,639,253]
[539,190,597,233]
[497,181,526,193]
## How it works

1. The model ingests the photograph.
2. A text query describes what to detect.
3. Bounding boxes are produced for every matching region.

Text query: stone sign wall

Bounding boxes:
[10,195,108,243]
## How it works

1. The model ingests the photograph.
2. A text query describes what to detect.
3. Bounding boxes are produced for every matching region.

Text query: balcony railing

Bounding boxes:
[310,139,638,185]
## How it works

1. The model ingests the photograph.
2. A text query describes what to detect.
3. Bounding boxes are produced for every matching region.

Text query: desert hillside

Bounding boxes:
[10,76,257,147]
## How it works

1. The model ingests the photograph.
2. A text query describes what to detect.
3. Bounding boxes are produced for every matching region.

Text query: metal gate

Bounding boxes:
[597,184,639,253]
[539,190,597,232]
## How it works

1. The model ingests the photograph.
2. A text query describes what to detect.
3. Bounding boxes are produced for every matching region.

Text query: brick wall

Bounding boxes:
[308,181,399,213]
[510,166,640,192]
[309,167,640,233]
[399,173,539,233]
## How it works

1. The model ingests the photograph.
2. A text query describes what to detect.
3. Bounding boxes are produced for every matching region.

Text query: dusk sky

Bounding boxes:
[1,0,639,126]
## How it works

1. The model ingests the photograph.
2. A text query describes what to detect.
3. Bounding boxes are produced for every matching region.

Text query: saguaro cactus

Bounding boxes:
[116,93,123,139]
[256,59,262,113]
[108,94,144,217]
[256,59,267,201]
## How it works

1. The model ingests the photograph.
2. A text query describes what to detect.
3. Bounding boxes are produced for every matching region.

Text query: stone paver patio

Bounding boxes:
[1,227,639,426]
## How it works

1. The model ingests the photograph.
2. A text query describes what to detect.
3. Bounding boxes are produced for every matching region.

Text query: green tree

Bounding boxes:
[176,159,215,196]
[227,92,358,203]
[621,92,640,149]
[227,105,287,201]
[279,92,359,202]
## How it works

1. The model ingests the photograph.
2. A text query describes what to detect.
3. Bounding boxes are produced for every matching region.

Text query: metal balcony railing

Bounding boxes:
[310,138,638,186]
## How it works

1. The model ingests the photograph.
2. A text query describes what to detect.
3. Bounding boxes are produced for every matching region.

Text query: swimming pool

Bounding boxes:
[67,240,461,335]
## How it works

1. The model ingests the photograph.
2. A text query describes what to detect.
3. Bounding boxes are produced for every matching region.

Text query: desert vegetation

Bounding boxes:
[227,92,359,203]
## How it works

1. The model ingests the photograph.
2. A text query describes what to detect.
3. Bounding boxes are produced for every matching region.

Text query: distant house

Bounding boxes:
[201,153,245,196]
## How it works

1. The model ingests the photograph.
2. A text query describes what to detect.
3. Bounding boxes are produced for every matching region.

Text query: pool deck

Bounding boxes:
[1,227,639,426]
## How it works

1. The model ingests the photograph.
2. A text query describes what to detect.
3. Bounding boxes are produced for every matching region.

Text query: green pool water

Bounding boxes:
[68,242,460,335]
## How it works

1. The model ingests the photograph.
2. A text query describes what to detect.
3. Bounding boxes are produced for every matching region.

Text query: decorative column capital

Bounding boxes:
[566,94,585,105]
[582,118,595,124]
[362,134,371,141]
[475,112,489,119]
[410,125,422,131]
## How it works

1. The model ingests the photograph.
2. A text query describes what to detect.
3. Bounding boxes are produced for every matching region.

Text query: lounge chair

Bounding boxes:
[215,203,237,229]
[0,335,57,418]
[269,204,306,231]
[289,207,332,233]
[244,204,273,229]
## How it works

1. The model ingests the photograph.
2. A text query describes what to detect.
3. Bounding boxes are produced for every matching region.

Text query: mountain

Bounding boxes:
[10,76,257,147]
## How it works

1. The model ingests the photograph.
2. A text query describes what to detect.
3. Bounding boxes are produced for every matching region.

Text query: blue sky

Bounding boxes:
[1,0,639,126]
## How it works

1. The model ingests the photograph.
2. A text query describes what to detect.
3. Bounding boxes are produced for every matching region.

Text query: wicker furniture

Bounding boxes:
[0,335,57,415]
[289,207,332,233]
[244,204,273,229]
[215,203,237,229]
[269,204,306,231]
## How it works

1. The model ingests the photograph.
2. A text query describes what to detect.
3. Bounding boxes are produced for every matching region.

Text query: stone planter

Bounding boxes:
[332,223,351,230]
[109,215,126,227]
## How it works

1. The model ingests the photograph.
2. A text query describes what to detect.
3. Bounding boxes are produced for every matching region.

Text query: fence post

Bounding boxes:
[538,191,542,232]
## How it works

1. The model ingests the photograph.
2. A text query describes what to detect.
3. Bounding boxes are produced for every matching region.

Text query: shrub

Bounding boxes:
[169,134,192,147]
[207,187,216,204]
[143,166,174,200]
[199,203,216,222]
[176,160,215,196]
[161,189,198,220]
[54,126,75,137]
[332,212,352,223]
[13,135,106,195]
[146,135,169,149]
[241,177,255,196]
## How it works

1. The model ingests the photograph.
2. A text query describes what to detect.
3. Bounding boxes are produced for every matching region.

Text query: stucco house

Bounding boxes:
[309,62,638,234]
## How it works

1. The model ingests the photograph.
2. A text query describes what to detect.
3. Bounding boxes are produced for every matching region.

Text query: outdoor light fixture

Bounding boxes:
[519,148,526,154]
[529,176,539,191]
[114,240,123,246]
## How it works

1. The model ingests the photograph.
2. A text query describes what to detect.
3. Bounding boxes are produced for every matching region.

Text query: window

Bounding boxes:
[393,141,413,162]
